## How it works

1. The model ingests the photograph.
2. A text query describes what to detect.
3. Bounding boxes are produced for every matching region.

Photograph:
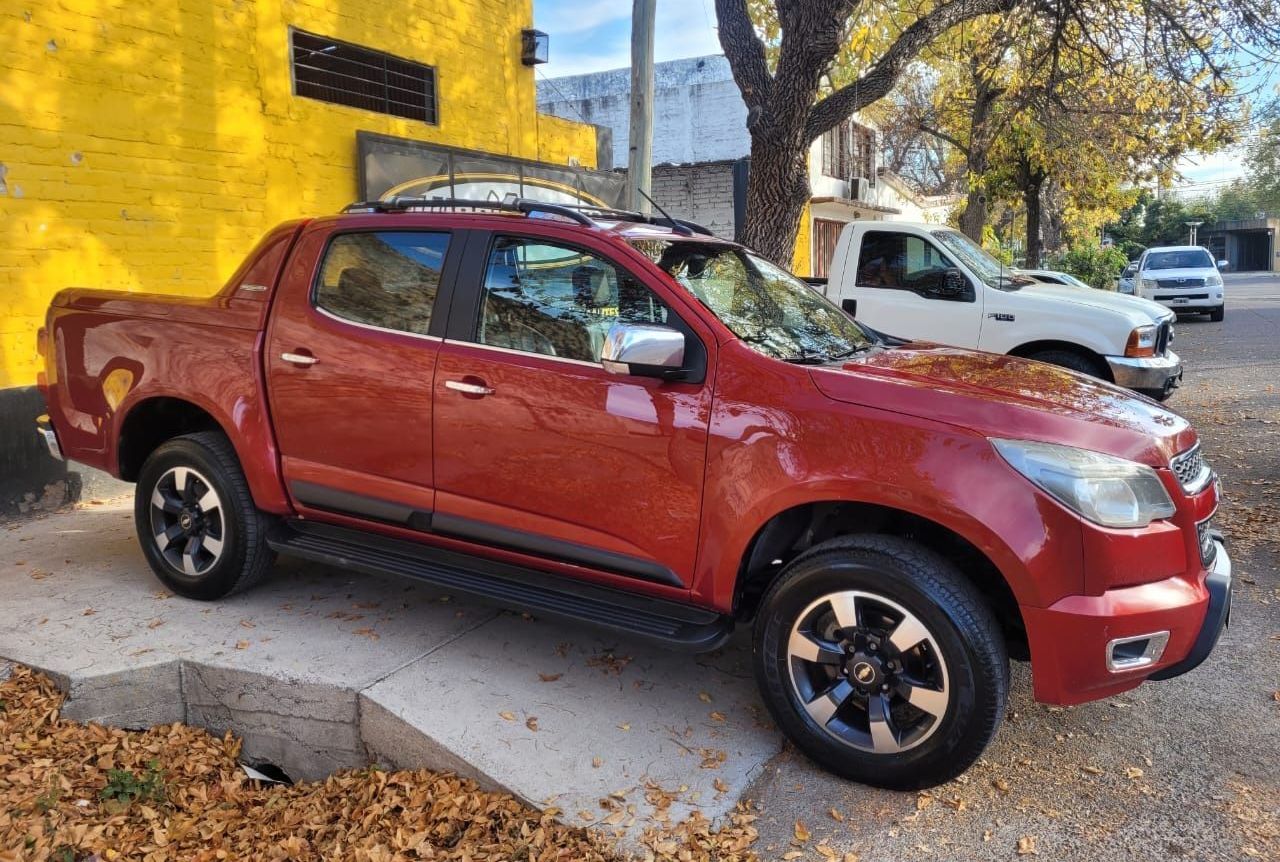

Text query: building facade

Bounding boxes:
[538,54,956,277]
[1199,217,1278,272]
[0,0,597,512]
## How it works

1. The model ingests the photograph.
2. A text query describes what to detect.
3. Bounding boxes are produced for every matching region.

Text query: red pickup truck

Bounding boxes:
[36,198,1230,789]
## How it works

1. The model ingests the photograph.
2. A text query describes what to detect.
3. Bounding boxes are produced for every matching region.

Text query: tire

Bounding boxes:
[1026,348,1106,380]
[753,534,1009,789]
[1208,305,1224,322]
[134,431,276,600]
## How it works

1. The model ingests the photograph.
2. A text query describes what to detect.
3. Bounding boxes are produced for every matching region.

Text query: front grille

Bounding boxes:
[1171,443,1212,493]
[1155,293,1209,301]
[1156,277,1206,288]
[1154,321,1171,355]
[1196,516,1218,567]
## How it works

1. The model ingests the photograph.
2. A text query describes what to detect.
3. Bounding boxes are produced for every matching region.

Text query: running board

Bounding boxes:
[267,520,733,652]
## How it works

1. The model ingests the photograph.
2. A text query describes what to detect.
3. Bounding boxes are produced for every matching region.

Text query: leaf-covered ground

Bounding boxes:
[0,667,759,862]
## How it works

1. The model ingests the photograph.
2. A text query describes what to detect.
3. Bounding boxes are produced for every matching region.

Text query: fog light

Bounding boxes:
[1107,631,1169,672]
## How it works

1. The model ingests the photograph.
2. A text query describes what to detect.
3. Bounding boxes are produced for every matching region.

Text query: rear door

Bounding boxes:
[429,228,715,595]
[265,222,464,524]
[841,229,984,346]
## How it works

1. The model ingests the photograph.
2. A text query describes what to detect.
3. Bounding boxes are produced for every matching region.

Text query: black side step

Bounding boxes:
[267,520,733,652]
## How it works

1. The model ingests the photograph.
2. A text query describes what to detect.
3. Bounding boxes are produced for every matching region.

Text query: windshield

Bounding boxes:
[630,239,873,363]
[930,229,1029,290]
[1145,249,1214,270]
[1057,272,1092,289]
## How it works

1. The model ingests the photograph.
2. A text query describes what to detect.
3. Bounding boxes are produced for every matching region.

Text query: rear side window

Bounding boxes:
[315,231,450,335]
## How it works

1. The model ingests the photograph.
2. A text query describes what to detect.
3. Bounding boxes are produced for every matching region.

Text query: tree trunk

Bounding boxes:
[740,138,812,266]
[959,153,989,242]
[1023,174,1045,267]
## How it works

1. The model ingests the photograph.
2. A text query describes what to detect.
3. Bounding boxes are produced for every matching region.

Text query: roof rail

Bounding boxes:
[340,196,715,236]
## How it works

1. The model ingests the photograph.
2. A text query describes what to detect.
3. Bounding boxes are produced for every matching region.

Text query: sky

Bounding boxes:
[532,0,1275,188]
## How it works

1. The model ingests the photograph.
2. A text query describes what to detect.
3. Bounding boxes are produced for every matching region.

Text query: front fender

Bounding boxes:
[693,348,1085,614]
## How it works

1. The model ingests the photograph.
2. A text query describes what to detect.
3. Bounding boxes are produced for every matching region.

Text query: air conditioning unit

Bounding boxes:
[849,177,872,202]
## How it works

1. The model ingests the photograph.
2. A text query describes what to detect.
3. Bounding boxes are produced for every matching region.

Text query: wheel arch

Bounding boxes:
[1007,339,1113,382]
[733,499,1029,660]
[117,396,225,481]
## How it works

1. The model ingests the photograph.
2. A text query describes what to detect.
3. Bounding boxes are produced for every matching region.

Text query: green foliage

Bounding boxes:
[1046,243,1129,290]
[99,760,166,806]
[35,778,62,813]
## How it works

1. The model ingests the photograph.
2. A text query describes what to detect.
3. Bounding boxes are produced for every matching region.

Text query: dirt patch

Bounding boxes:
[0,667,760,861]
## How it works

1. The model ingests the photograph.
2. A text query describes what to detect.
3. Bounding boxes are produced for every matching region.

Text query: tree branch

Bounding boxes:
[714,0,773,111]
[804,0,1021,142]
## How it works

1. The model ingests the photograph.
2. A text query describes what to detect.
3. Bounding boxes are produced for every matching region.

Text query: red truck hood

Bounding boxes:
[809,344,1196,467]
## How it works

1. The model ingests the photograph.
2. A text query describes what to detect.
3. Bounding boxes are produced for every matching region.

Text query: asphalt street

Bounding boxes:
[745,271,1280,862]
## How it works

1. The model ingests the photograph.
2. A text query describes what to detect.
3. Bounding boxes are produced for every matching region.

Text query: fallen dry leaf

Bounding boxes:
[499,711,516,721]
[526,716,539,732]
[793,820,811,843]
[709,711,726,723]
[234,640,250,650]
[829,807,845,822]
[1017,835,1038,855]
[0,666,763,862]
[538,672,563,682]
[698,691,713,703]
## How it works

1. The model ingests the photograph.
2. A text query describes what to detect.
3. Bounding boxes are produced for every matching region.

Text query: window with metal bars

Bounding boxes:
[291,29,437,124]
[820,119,875,181]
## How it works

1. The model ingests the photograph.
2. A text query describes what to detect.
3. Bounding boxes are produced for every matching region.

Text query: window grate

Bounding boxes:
[291,29,437,124]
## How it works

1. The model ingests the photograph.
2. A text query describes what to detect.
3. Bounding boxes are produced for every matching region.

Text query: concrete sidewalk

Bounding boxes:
[0,497,781,840]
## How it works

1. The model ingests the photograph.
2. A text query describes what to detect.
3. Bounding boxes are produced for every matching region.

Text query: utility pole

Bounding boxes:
[627,0,656,213]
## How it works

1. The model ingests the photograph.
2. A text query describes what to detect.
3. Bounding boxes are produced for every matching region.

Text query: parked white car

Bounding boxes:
[1135,246,1226,321]
[1117,262,1138,295]
[1018,269,1095,289]
[825,222,1182,399]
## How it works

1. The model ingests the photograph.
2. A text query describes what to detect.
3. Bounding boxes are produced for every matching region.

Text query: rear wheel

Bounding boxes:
[134,431,275,600]
[1027,348,1106,380]
[1208,305,1224,322]
[753,535,1009,789]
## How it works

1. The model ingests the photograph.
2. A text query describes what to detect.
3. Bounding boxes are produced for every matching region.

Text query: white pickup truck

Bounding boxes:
[825,222,1182,399]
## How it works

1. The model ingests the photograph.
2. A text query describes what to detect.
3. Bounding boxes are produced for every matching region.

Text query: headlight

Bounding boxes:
[1206,274,1223,287]
[1125,324,1157,357]
[1138,277,1156,291]
[991,439,1176,528]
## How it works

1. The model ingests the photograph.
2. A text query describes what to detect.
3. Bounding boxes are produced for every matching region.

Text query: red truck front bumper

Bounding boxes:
[1022,537,1231,706]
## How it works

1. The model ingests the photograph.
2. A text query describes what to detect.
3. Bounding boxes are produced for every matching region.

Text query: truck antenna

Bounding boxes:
[636,188,693,236]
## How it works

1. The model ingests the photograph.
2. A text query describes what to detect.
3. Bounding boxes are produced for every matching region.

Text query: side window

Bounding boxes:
[315,231,450,336]
[856,231,969,301]
[476,237,670,362]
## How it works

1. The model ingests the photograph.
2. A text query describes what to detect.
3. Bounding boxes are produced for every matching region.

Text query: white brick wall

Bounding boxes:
[538,56,749,168]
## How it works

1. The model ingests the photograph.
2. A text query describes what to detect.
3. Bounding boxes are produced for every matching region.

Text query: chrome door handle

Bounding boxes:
[444,380,494,396]
[281,352,318,366]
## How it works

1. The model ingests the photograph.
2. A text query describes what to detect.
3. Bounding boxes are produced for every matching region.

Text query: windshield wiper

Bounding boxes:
[780,347,831,365]
[826,344,874,360]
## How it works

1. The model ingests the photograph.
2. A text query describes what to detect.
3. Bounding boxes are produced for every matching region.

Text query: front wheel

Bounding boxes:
[753,535,1009,789]
[1027,348,1106,380]
[1208,305,1224,322]
[134,431,275,600]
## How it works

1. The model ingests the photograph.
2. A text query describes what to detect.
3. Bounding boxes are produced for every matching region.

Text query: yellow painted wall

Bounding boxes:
[792,203,813,277]
[0,0,596,389]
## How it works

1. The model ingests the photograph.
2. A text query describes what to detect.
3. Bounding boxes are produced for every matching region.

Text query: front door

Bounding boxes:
[431,232,713,593]
[265,225,455,523]
[844,230,983,346]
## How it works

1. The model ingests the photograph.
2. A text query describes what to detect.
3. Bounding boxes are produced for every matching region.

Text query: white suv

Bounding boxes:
[1135,246,1226,321]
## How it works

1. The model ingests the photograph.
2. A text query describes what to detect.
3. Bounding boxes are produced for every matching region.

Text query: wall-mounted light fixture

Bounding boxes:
[521,29,549,66]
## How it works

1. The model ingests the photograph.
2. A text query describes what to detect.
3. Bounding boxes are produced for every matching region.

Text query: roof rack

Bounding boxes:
[341,196,716,237]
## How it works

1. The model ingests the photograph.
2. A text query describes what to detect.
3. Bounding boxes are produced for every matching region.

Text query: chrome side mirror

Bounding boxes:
[601,323,685,377]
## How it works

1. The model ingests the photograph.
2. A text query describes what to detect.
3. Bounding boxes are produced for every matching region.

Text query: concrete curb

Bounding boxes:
[1,498,784,846]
